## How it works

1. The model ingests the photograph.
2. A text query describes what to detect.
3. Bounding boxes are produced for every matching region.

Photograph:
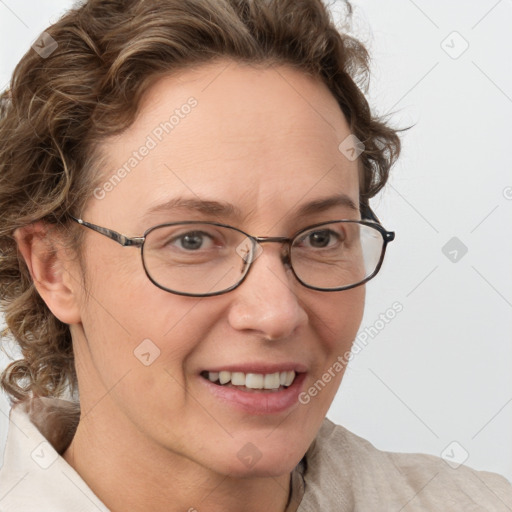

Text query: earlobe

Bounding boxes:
[13,222,82,325]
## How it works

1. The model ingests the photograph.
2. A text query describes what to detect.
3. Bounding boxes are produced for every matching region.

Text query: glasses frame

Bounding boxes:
[69,206,395,297]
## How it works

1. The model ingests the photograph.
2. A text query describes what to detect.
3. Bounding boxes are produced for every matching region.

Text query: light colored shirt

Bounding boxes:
[1,397,511,511]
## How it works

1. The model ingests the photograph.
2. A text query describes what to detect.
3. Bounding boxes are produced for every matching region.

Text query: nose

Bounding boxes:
[227,242,309,340]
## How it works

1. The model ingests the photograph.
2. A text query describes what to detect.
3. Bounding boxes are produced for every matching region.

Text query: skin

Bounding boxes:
[15,59,365,512]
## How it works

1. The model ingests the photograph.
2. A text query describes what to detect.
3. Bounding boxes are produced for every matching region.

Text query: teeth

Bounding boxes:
[264,373,280,389]
[207,370,296,389]
[231,372,245,386]
[246,373,264,389]
[284,371,295,387]
[219,371,231,385]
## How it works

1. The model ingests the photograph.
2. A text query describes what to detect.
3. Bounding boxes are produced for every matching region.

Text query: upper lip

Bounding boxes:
[201,362,308,374]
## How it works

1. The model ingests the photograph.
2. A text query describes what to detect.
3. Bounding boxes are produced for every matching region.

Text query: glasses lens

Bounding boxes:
[142,223,251,295]
[290,221,384,290]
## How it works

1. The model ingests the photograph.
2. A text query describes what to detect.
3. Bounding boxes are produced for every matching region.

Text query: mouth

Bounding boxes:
[200,370,298,393]
[198,367,307,414]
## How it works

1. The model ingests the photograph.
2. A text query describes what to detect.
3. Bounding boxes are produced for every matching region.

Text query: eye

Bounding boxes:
[296,228,345,249]
[169,230,217,251]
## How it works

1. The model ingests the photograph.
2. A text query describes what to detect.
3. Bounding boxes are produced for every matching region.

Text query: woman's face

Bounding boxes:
[72,60,365,477]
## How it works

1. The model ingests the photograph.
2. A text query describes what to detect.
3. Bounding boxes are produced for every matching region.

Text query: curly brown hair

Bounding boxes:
[0,0,401,403]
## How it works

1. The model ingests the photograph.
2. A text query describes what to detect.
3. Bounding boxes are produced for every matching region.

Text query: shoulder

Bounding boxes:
[298,418,512,511]
[0,398,107,512]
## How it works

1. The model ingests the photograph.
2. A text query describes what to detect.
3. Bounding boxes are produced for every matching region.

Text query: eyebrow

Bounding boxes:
[143,194,360,221]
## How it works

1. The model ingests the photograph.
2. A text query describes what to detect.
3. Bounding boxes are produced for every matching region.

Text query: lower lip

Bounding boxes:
[198,372,307,415]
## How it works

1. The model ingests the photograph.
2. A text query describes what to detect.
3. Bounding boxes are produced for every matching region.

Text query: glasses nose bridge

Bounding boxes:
[253,235,291,245]
[251,235,292,254]
[247,235,293,268]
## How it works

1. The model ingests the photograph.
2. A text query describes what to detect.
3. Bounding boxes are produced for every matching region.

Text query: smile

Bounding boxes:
[200,370,296,391]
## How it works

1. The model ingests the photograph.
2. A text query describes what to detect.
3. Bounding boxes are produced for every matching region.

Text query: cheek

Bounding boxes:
[306,285,365,398]
[77,247,205,386]
[76,274,209,441]
[314,285,365,351]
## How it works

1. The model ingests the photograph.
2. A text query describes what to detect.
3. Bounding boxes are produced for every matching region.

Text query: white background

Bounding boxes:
[1,0,511,482]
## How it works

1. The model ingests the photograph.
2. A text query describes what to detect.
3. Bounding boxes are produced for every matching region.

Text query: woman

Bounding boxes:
[0,0,510,510]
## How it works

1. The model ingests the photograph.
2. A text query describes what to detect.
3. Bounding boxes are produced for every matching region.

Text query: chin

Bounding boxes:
[207,441,306,479]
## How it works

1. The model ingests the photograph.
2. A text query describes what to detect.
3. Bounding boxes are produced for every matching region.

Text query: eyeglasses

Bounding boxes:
[69,208,394,297]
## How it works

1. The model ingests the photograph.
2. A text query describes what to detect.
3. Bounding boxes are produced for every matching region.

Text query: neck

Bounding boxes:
[62,397,294,512]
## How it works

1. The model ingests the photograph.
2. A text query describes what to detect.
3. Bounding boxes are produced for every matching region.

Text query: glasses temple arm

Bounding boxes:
[70,216,143,247]
[361,203,381,224]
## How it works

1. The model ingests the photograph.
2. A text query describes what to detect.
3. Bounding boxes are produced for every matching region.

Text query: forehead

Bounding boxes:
[91,60,360,230]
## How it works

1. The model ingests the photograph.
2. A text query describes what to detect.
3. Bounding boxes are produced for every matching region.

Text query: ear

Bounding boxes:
[13,221,82,325]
